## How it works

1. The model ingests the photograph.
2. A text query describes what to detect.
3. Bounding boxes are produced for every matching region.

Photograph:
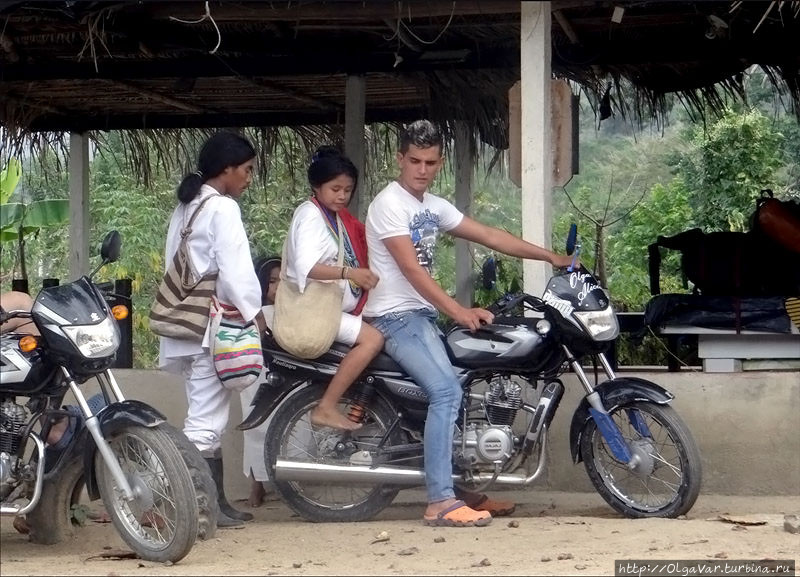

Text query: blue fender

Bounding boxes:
[84,400,167,500]
[568,377,674,464]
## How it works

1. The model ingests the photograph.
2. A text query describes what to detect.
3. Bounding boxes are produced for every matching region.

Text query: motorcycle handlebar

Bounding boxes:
[487,292,546,317]
[93,281,127,303]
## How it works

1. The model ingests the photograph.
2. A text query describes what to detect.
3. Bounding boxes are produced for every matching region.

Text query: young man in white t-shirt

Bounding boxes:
[365,120,575,527]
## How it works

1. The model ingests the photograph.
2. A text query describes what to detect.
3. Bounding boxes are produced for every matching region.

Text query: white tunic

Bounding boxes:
[158,184,262,373]
[285,200,359,313]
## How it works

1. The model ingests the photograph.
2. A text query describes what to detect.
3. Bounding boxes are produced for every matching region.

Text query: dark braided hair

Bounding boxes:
[307,145,359,198]
[177,131,256,203]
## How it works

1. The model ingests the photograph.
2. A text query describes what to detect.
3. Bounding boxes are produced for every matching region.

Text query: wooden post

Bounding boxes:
[345,74,366,220]
[69,132,90,279]
[520,2,553,299]
[454,121,474,307]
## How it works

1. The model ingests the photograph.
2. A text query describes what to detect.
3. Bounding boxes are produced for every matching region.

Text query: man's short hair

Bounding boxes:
[399,120,444,155]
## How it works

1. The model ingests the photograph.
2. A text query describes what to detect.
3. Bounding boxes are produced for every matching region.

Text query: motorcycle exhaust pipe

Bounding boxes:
[275,460,427,485]
[274,428,549,486]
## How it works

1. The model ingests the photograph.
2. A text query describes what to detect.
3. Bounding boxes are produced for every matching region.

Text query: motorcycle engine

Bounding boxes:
[454,377,522,470]
[484,377,522,426]
[0,400,27,499]
[454,423,515,469]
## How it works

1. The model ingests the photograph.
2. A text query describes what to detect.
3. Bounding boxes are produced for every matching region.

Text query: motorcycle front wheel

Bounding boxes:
[580,401,702,518]
[95,424,198,563]
[158,422,219,541]
[266,382,405,523]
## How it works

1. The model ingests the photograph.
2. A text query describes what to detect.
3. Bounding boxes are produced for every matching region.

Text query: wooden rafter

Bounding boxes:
[236,76,343,112]
[1,91,64,115]
[145,1,522,22]
[553,10,580,44]
[104,79,212,114]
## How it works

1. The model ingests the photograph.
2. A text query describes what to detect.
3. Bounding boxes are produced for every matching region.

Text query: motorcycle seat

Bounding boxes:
[262,332,404,373]
[325,341,405,373]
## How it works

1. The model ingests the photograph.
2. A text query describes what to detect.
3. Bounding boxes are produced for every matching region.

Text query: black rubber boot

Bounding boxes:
[203,450,253,523]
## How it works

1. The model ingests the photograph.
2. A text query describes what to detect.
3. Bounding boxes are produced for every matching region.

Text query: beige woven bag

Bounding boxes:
[272,214,344,359]
[149,194,219,341]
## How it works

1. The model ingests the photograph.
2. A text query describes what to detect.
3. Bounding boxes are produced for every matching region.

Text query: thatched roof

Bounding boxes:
[1,0,798,158]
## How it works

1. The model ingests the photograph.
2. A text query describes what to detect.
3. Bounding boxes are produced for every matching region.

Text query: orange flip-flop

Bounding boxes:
[423,500,492,527]
[469,494,516,517]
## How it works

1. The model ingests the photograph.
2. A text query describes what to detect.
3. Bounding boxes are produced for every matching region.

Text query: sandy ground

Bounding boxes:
[1,489,797,576]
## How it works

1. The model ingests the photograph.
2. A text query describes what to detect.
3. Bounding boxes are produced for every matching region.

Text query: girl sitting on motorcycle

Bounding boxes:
[283,146,383,431]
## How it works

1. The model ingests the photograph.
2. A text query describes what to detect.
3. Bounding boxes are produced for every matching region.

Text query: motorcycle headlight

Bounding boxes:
[573,307,619,341]
[62,316,120,358]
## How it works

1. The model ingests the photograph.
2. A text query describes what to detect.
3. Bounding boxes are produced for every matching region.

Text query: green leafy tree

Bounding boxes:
[607,178,694,309]
[0,156,70,285]
[678,108,784,232]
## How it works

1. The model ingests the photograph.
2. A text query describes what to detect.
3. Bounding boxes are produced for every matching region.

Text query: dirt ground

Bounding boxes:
[1,489,797,577]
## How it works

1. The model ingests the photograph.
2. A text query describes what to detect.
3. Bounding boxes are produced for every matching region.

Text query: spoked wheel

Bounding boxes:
[266,382,405,523]
[580,401,702,518]
[95,424,198,563]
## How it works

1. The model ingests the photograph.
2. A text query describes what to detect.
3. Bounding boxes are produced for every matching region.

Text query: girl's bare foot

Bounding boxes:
[13,515,30,534]
[247,479,266,508]
[310,406,362,431]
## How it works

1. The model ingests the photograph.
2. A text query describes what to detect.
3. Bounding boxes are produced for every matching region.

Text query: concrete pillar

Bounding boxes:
[520,1,553,298]
[345,74,366,220]
[69,132,90,279]
[454,121,474,307]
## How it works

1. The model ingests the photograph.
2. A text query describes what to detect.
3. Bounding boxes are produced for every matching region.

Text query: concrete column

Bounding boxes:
[345,74,366,220]
[454,121,474,307]
[69,132,90,279]
[520,1,553,298]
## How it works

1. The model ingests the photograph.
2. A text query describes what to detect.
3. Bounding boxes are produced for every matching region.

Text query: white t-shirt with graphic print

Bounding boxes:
[364,181,463,317]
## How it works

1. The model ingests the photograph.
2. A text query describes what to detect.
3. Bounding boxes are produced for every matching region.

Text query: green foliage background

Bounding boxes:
[2,69,797,368]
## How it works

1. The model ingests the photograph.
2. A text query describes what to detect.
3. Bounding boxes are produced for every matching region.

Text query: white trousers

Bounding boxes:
[180,352,231,453]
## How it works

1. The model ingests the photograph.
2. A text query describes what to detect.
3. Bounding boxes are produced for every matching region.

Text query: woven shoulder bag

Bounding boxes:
[149,194,219,341]
[272,213,344,359]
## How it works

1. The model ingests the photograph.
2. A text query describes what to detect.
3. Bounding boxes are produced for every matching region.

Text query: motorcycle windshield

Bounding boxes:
[33,277,109,325]
[542,269,610,315]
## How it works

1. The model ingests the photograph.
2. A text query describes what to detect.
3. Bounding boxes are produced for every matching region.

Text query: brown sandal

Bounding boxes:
[468,494,516,517]
[422,500,492,527]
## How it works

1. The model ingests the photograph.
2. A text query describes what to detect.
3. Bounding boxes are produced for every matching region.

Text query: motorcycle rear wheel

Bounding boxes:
[95,424,198,563]
[266,382,404,522]
[580,401,702,518]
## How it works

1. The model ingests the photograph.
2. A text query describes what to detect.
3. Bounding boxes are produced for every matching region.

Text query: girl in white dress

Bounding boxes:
[240,256,281,507]
[284,146,384,430]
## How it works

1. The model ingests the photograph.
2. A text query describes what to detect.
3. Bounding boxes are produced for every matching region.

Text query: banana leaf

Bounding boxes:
[0,158,22,203]
[0,199,69,242]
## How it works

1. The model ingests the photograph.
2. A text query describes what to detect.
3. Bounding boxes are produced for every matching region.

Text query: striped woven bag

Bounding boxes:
[208,296,263,391]
[149,194,219,341]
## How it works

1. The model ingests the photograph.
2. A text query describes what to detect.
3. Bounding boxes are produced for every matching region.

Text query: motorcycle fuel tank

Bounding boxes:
[446,322,548,368]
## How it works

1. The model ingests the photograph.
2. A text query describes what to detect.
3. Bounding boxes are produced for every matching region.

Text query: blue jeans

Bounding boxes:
[371,308,460,503]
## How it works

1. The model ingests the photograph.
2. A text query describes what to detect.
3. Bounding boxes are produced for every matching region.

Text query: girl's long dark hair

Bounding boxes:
[307,145,358,198]
[177,131,256,203]
[253,255,281,306]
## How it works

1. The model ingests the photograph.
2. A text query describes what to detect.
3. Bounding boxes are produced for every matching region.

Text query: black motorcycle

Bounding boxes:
[240,226,702,522]
[0,231,213,563]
